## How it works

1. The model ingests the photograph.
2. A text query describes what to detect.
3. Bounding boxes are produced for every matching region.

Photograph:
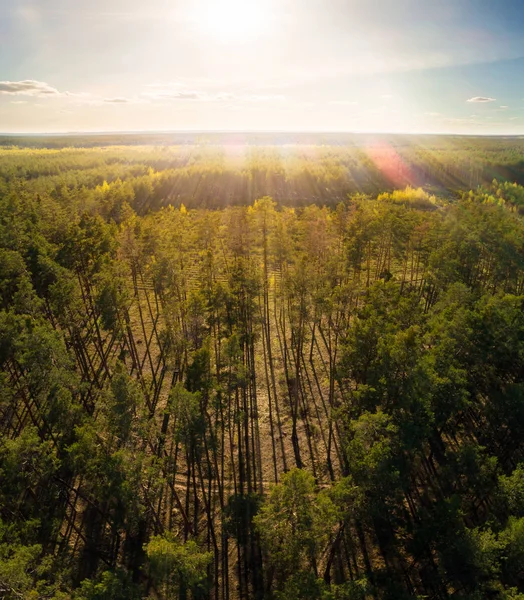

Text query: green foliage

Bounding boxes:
[74,569,140,600]
[345,410,399,490]
[0,540,42,599]
[145,534,212,599]
[223,493,262,544]
[105,362,144,444]
[255,469,337,584]
[186,343,212,394]
[500,465,524,517]
[169,383,206,453]
[378,186,438,210]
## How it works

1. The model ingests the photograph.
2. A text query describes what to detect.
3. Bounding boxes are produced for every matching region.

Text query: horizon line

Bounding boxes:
[1,130,523,138]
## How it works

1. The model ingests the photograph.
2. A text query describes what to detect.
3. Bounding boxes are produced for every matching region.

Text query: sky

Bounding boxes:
[1,0,524,134]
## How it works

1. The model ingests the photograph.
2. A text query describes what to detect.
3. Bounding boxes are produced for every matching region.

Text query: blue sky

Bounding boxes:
[1,0,524,133]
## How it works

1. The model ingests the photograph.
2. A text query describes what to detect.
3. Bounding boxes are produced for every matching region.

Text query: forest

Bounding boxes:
[2,138,524,599]
[1,135,524,209]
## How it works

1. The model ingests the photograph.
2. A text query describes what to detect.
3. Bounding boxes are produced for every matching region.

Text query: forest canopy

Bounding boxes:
[1,135,524,210]
[1,140,524,599]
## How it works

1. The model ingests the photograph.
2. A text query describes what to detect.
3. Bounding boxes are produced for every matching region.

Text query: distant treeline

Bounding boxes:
[1,138,524,211]
[5,132,523,148]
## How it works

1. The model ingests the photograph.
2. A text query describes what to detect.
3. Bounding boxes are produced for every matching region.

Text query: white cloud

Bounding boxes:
[0,81,96,102]
[0,81,144,106]
[143,90,201,101]
[142,84,285,103]
[104,97,133,104]
[467,96,496,103]
[0,80,61,97]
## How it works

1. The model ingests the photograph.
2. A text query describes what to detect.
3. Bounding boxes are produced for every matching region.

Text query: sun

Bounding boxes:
[192,0,271,44]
